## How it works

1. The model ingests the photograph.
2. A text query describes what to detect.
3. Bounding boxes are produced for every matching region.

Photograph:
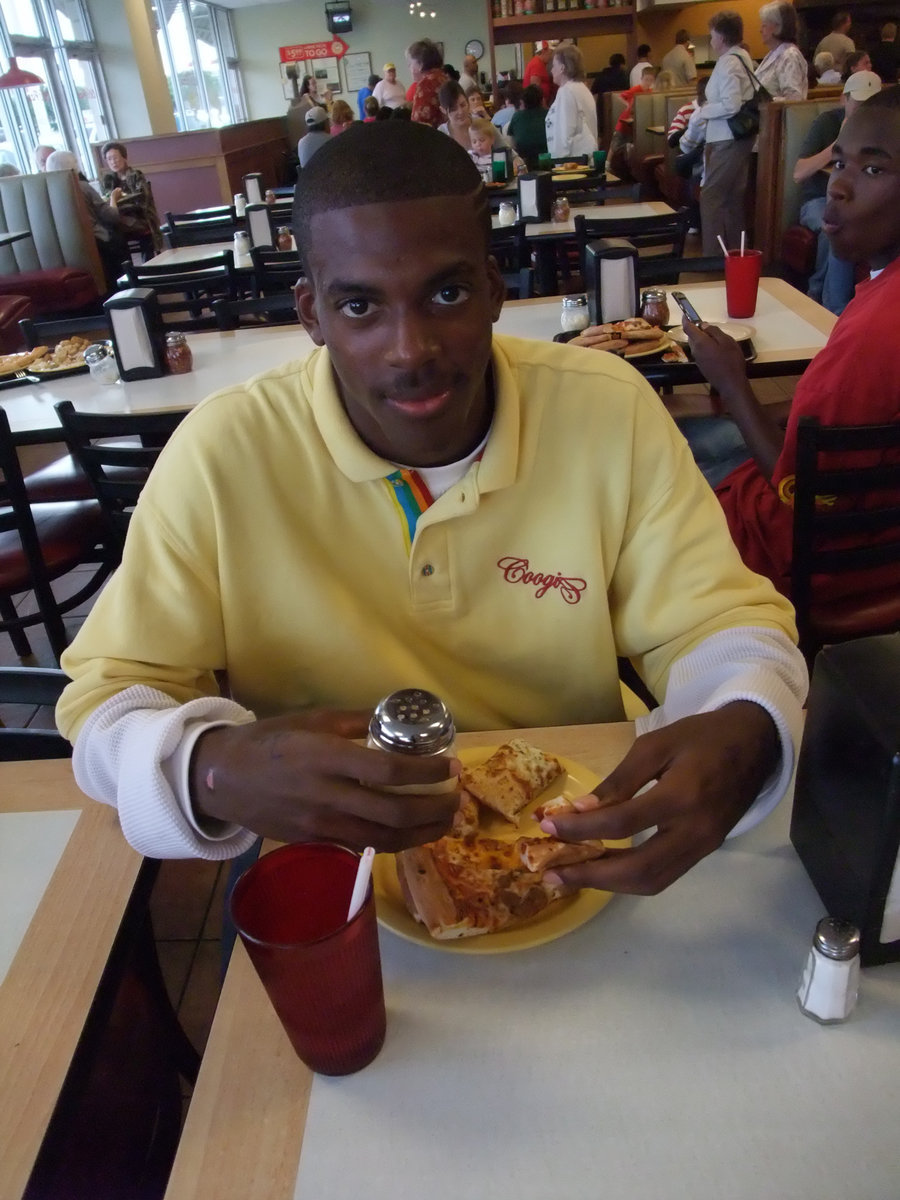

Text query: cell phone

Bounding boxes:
[671,291,703,326]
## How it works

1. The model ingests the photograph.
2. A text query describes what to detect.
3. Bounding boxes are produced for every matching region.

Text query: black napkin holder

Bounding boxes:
[103,288,166,381]
[583,237,639,326]
[516,171,552,223]
[791,634,900,966]
[245,202,273,248]
[243,172,263,205]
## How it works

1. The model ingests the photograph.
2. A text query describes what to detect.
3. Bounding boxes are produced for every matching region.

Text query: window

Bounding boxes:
[0,0,111,174]
[153,0,245,131]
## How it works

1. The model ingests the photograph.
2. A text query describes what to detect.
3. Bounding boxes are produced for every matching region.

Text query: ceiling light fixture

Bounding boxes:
[0,58,44,90]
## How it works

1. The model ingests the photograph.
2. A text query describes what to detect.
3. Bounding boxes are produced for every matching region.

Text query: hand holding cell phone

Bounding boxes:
[671,291,704,327]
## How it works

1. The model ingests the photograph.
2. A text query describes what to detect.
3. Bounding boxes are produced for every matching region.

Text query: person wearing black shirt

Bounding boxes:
[591,54,630,95]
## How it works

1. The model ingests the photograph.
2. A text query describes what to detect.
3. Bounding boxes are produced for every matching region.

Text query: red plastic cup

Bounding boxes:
[230,843,386,1076]
[725,248,762,319]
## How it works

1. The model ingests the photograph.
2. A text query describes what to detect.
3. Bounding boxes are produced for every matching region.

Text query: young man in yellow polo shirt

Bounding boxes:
[57,121,806,897]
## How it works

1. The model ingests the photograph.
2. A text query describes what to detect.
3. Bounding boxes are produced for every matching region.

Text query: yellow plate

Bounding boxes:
[551,171,588,180]
[373,745,629,954]
[621,335,673,360]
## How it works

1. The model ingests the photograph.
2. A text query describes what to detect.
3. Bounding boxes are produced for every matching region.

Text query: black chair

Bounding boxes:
[249,245,305,296]
[489,222,534,299]
[121,252,239,331]
[212,292,300,330]
[54,402,190,558]
[163,206,240,248]
[0,666,70,758]
[584,180,642,205]
[0,409,111,663]
[791,416,900,665]
[575,208,690,286]
[20,315,112,349]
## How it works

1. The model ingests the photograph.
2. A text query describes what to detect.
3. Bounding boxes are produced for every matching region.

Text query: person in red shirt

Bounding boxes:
[407,38,447,129]
[608,67,656,177]
[682,87,900,607]
[523,41,556,106]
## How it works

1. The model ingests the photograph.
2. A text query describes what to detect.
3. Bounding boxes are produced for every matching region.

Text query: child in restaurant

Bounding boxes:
[468,117,526,182]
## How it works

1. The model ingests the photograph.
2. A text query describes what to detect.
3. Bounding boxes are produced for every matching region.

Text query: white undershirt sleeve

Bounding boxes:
[71,684,259,860]
[635,626,808,837]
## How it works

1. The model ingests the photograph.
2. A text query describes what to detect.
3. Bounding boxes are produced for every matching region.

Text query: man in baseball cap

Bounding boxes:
[373,61,406,110]
[299,106,330,168]
[792,68,882,313]
[523,40,556,105]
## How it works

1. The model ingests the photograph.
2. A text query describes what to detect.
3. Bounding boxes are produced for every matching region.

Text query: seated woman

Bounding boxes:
[99,141,163,253]
[46,149,129,293]
[468,118,526,183]
[438,79,474,150]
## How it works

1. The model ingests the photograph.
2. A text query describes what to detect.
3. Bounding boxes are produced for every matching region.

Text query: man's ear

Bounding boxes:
[295,280,325,345]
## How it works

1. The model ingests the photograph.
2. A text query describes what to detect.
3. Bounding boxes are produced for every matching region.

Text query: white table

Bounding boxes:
[162,723,900,1200]
[496,279,835,366]
[507,200,673,240]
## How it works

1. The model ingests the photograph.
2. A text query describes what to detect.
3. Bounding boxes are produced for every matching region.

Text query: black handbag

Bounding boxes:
[726,55,771,140]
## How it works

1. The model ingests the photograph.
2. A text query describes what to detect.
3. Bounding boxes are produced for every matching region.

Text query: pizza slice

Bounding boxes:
[459,738,565,825]
[395,834,605,940]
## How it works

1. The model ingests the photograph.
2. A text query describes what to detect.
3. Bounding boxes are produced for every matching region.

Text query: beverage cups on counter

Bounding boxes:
[593,149,607,172]
[725,249,762,319]
[538,153,552,170]
[230,842,386,1076]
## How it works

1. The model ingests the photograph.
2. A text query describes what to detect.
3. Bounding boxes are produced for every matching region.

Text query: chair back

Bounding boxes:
[54,402,190,556]
[250,246,304,295]
[631,89,695,167]
[163,206,240,248]
[0,667,71,760]
[19,314,112,349]
[212,293,299,330]
[121,252,238,331]
[791,416,900,663]
[575,208,690,284]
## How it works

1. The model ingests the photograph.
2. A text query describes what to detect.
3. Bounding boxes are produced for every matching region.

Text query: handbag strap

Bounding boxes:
[732,50,763,96]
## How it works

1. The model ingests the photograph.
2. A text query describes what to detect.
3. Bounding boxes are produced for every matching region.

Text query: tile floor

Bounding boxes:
[2,366,804,1113]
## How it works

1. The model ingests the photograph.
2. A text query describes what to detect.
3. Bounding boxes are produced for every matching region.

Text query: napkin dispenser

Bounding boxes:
[103,288,166,381]
[245,202,273,248]
[583,237,640,326]
[791,634,900,966]
[516,171,553,223]
[243,172,263,204]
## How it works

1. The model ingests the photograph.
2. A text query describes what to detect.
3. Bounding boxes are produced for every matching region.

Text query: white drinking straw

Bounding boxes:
[740,230,746,256]
[347,846,375,922]
[717,234,729,257]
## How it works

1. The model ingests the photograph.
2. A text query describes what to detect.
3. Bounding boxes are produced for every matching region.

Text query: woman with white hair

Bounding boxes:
[545,44,598,159]
[45,149,128,292]
[756,3,808,99]
[813,50,842,84]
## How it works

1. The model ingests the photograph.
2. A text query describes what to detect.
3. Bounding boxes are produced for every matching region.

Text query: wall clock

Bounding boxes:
[465,39,485,60]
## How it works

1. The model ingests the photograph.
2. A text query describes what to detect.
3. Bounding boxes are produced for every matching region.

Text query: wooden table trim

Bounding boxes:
[0,765,142,1200]
[164,722,636,1200]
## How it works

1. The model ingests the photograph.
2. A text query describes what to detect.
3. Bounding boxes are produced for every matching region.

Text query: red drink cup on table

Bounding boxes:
[230,842,386,1076]
[725,248,762,319]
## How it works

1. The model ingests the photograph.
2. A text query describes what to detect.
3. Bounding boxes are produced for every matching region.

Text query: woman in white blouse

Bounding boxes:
[698,10,758,257]
[545,44,598,160]
[756,3,809,100]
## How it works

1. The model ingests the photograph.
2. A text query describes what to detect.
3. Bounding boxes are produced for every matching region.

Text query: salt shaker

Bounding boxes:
[83,341,120,386]
[368,688,457,794]
[233,192,247,217]
[497,201,517,227]
[233,230,250,260]
[797,917,861,1024]
[560,294,590,333]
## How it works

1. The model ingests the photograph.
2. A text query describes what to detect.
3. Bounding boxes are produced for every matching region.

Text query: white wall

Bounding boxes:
[232,0,492,120]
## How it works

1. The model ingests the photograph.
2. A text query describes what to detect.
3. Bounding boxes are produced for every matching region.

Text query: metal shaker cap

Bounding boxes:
[814,917,861,961]
[369,688,455,754]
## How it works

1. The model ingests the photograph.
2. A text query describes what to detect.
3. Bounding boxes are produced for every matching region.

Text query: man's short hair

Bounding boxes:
[610,53,626,68]
[637,44,651,57]
[675,29,690,44]
[292,121,490,264]
[832,11,850,30]
[522,83,543,109]
[883,22,897,40]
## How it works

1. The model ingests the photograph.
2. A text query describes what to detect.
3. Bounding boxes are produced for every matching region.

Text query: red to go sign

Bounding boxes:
[280,38,348,63]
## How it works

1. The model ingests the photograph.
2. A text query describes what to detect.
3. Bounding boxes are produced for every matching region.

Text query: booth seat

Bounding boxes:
[0,170,105,316]
[0,293,33,353]
[754,89,844,275]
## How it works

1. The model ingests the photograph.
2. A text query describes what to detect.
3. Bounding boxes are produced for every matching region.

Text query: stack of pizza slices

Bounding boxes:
[396,738,605,940]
